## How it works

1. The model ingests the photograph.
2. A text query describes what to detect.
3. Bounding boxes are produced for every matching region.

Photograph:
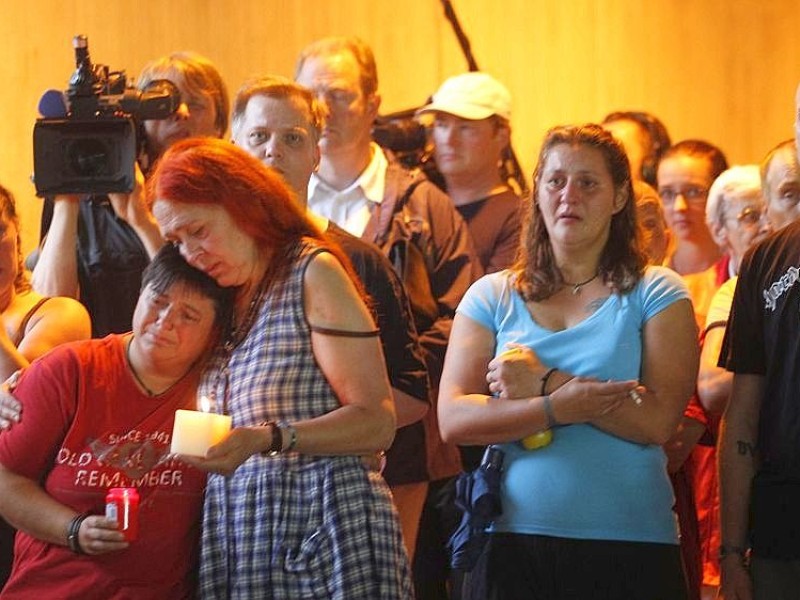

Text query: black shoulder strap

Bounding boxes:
[700,320,727,346]
[12,297,52,347]
[374,177,426,247]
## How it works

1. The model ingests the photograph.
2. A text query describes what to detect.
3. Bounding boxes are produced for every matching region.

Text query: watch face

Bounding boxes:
[277,420,297,453]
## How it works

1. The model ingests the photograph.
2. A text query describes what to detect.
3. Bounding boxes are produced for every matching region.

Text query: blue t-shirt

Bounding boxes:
[457,266,689,544]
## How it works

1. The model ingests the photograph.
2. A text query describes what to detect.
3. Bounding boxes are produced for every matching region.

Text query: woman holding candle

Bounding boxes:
[0,244,233,599]
[149,138,411,598]
[437,124,699,599]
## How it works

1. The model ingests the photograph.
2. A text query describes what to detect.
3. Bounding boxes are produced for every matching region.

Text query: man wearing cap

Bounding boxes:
[418,72,521,275]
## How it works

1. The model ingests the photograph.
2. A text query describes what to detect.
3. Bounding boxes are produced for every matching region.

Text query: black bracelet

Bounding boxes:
[540,367,557,396]
[67,514,88,555]
[260,421,282,456]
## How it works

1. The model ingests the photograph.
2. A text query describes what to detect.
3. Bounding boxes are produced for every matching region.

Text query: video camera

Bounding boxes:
[372,108,446,191]
[32,35,181,197]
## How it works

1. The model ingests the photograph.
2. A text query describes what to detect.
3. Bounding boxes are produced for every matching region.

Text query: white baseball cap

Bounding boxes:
[417,72,511,121]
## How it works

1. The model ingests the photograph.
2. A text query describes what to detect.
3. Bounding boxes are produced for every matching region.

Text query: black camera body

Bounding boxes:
[32,35,180,197]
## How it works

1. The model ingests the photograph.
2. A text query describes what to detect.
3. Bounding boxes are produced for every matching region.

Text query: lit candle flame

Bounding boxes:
[199,395,212,413]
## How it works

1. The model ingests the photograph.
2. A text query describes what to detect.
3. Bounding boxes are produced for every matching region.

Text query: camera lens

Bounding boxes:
[66,138,111,177]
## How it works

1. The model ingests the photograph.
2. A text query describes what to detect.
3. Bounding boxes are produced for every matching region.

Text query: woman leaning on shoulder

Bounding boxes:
[438,124,699,599]
[148,138,411,599]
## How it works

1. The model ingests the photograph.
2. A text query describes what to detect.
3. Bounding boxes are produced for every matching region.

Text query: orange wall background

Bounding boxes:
[2,0,799,257]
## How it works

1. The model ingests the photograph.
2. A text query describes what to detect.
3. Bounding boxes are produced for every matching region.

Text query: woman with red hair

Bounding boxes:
[149,138,411,598]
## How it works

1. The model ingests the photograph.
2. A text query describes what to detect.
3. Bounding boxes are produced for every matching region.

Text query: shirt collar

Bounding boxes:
[358,143,388,204]
[309,142,388,204]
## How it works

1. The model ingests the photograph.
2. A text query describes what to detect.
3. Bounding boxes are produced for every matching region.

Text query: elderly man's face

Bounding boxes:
[764,146,800,229]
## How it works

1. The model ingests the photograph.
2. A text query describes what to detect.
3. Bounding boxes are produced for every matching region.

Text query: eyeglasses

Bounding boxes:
[658,186,709,206]
[728,205,765,227]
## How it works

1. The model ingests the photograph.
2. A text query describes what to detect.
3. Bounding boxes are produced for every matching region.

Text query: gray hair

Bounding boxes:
[705,165,763,230]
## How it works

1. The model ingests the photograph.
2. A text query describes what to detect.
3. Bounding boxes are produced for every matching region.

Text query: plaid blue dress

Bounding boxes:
[197,239,412,599]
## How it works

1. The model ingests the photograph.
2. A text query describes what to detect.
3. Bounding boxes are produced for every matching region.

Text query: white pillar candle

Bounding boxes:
[170,409,232,457]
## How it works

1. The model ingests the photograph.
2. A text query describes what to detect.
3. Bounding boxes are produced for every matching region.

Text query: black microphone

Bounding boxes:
[38,89,68,118]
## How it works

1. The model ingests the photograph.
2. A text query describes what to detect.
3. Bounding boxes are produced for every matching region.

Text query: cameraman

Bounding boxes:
[32,52,229,337]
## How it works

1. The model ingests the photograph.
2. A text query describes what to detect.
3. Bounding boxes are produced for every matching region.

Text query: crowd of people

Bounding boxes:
[0,34,796,599]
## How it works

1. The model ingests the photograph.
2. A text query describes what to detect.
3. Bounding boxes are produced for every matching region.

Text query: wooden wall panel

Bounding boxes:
[2,0,800,259]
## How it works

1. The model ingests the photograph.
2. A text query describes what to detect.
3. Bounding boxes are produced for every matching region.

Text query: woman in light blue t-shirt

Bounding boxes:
[439,124,699,599]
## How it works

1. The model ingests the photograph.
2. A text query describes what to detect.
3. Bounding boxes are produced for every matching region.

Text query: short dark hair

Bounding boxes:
[658,140,729,184]
[514,123,646,302]
[141,244,234,328]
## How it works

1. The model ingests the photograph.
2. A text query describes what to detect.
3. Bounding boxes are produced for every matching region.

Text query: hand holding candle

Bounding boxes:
[170,396,232,457]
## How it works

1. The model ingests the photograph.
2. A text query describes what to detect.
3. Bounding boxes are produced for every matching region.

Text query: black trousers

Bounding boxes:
[463,532,689,600]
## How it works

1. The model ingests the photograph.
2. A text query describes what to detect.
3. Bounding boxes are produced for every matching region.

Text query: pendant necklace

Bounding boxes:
[126,336,158,396]
[125,335,195,397]
[564,272,599,295]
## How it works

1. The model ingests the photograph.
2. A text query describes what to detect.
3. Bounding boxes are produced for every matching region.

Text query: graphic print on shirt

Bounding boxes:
[762,265,800,311]
[56,428,190,490]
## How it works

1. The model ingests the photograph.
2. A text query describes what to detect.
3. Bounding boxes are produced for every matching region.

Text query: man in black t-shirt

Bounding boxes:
[718,217,800,599]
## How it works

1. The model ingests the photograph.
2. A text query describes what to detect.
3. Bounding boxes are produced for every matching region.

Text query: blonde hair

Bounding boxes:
[137,51,229,136]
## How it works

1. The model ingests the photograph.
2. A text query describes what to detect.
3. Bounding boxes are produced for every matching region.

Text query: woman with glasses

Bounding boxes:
[438,124,699,599]
[657,140,729,277]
